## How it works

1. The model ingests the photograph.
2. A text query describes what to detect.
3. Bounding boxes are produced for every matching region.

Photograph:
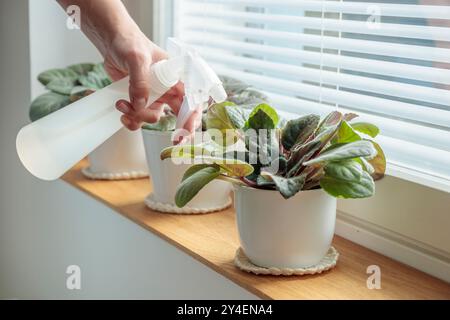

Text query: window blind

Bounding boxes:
[172,0,450,186]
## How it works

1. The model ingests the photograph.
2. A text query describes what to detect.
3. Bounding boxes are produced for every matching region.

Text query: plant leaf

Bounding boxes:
[356,157,375,175]
[316,110,343,133]
[160,143,216,160]
[37,68,78,86]
[343,113,359,122]
[78,63,112,89]
[367,141,386,180]
[286,140,321,177]
[207,101,247,130]
[29,92,71,121]
[46,78,76,95]
[142,113,176,131]
[303,140,377,166]
[228,89,269,106]
[69,86,95,102]
[260,172,306,199]
[219,75,250,96]
[320,160,375,198]
[246,103,279,130]
[336,120,361,143]
[351,122,380,138]
[175,165,221,207]
[67,63,95,76]
[199,156,254,177]
[281,114,320,150]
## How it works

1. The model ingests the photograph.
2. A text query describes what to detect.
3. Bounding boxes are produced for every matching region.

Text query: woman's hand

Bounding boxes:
[107,31,185,130]
[58,0,187,131]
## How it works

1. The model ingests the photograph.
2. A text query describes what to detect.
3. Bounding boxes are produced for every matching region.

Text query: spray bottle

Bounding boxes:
[16,38,227,181]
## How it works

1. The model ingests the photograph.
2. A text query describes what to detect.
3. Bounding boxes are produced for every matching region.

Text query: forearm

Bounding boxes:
[57,0,141,56]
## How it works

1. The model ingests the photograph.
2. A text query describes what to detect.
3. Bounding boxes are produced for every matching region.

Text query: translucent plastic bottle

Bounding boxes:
[16,58,183,181]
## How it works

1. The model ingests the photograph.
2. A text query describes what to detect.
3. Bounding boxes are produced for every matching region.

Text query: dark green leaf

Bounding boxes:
[260,172,306,199]
[246,103,279,130]
[29,92,71,121]
[175,165,221,207]
[281,114,320,150]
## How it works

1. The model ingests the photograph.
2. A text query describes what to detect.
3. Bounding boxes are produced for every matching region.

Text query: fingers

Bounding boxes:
[116,100,141,130]
[127,53,152,112]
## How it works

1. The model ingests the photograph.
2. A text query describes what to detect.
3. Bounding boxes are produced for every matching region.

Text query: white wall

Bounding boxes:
[0,0,256,299]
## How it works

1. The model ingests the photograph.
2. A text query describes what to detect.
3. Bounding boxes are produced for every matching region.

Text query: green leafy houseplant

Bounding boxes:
[29,63,112,121]
[161,103,386,207]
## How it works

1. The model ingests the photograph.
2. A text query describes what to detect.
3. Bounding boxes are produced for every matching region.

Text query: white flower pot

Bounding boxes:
[83,128,148,180]
[142,130,232,213]
[234,185,337,269]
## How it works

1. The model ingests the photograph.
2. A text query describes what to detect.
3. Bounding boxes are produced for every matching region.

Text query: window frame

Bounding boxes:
[150,0,450,283]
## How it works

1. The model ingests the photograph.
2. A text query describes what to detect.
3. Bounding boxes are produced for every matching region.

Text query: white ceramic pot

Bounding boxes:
[142,129,232,213]
[234,185,337,268]
[83,128,148,180]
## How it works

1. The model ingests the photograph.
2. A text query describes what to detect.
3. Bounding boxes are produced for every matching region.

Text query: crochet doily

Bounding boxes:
[144,193,232,214]
[234,246,339,276]
[82,167,148,180]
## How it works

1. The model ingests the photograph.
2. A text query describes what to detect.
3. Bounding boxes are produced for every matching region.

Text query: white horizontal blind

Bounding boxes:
[173,0,450,185]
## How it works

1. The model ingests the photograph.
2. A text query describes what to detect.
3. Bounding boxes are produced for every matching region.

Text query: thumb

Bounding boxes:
[127,56,151,111]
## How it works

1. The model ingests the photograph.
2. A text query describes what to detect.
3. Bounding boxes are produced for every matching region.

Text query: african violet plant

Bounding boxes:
[161,102,386,207]
[29,63,112,121]
[142,75,269,132]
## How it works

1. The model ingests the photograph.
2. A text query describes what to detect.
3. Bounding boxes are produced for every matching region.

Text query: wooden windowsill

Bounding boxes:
[62,160,450,300]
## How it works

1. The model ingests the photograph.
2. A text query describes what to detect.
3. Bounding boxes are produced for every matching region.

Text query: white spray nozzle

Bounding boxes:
[166,38,227,130]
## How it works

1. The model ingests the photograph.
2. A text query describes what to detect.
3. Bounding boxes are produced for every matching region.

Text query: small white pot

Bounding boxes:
[83,128,148,180]
[142,130,232,213]
[234,185,337,269]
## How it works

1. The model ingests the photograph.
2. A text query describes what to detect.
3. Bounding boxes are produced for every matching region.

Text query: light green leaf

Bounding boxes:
[281,114,320,150]
[336,120,361,143]
[200,156,254,177]
[78,63,111,89]
[67,63,95,76]
[303,140,377,166]
[260,172,306,199]
[356,157,375,175]
[46,78,76,95]
[79,72,111,90]
[320,161,375,198]
[160,143,216,161]
[206,102,243,130]
[246,103,279,130]
[37,68,78,86]
[29,92,71,121]
[175,165,221,207]
[351,122,380,138]
[323,160,363,181]
[92,63,110,79]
